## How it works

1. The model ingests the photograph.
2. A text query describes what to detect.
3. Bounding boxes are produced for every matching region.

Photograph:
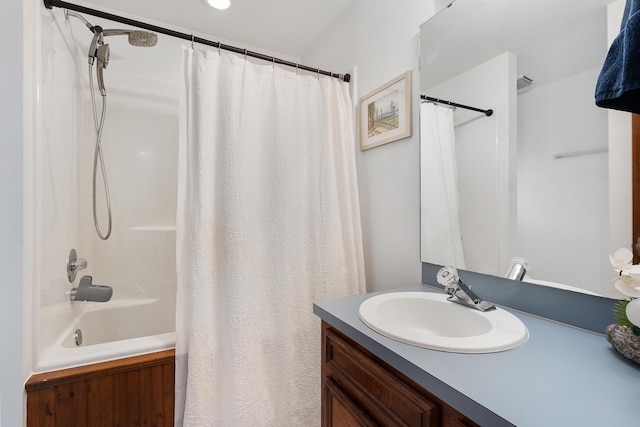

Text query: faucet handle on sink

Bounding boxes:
[436,266,496,312]
[436,266,461,294]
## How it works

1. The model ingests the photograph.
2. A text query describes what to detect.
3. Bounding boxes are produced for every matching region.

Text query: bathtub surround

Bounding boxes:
[31,7,179,374]
[176,48,365,425]
[36,298,174,372]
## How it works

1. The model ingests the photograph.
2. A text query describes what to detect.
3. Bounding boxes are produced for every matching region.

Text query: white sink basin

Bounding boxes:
[358,292,529,353]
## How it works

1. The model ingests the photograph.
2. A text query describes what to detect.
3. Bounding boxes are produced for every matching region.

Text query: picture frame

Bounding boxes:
[359,71,412,151]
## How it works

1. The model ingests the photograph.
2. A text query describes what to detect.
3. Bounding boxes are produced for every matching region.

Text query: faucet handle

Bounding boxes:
[437,266,460,287]
[67,248,88,282]
[72,258,88,270]
[437,266,463,296]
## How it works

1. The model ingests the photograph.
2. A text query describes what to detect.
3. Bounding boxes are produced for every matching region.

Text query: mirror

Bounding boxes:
[419,0,628,297]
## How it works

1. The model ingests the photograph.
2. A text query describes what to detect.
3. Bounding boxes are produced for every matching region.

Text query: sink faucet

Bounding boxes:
[436,267,496,312]
[69,275,113,302]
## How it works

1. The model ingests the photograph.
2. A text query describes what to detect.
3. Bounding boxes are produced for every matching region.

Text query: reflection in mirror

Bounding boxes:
[419,0,629,297]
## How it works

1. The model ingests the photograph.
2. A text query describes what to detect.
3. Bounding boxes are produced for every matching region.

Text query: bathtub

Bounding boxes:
[36,297,175,373]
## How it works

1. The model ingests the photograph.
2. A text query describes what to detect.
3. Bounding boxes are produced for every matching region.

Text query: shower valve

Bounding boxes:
[67,248,88,282]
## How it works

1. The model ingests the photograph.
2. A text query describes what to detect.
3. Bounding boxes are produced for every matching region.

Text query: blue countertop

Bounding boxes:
[314,284,640,426]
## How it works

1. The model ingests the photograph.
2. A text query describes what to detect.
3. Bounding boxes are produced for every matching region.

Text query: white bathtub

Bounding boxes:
[36,297,175,373]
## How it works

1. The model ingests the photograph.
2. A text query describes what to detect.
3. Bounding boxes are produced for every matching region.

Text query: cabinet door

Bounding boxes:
[323,327,438,426]
[323,378,377,427]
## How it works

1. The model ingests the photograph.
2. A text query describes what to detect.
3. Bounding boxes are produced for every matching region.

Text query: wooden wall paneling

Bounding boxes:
[113,371,129,426]
[126,369,141,424]
[40,387,56,427]
[53,383,72,427]
[149,364,165,425]
[70,380,88,426]
[99,376,114,427]
[139,366,152,424]
[163,360,175,425]
[26,349,175,427]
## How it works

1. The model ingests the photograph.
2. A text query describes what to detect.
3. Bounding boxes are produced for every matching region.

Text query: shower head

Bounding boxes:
[101,29,158,47]
[128,31,158,47]
[88,28,157,63]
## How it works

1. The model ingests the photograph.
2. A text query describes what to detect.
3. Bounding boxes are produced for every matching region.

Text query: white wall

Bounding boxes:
[304,0,445,291]
[0,0,32,424]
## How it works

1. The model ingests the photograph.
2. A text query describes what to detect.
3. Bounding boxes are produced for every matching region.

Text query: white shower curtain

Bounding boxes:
[175,47,365,426]
[420,103,466,268]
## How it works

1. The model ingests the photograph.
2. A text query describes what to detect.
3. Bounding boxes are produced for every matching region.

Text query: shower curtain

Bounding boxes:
[175,47,365,426]
[420,102,466,268]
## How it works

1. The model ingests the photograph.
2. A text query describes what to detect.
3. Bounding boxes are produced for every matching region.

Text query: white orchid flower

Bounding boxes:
[613,251,640,298]
[610,247,634,271]
[611,248,640,298]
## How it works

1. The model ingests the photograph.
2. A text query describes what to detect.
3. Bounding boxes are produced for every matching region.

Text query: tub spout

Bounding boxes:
[70,275,113,302]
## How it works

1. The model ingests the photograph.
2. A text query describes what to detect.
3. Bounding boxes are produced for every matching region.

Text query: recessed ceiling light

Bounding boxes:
[207,0,230,10]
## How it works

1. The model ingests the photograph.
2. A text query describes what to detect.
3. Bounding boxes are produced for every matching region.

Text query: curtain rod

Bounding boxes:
[43,0,351,83]
[421,95,493,117]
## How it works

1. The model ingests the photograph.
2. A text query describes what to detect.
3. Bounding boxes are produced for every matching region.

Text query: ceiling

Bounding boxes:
[84,0,354,58]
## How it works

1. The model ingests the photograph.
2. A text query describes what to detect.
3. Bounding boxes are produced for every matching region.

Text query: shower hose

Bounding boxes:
[88,63,112,240]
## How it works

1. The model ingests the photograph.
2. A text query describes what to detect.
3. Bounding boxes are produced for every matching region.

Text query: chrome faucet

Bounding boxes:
[436,266,496,312]
[69,275,113,302]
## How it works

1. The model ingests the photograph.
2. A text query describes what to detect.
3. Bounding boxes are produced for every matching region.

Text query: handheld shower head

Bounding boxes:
[95,44,110,96]
[88,28,103,65]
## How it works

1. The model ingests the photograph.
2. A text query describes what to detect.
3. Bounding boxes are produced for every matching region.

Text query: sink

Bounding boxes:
[358,292,529,353]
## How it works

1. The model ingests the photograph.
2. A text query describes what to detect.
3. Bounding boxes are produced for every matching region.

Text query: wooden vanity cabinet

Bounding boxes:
[321,321,480,427]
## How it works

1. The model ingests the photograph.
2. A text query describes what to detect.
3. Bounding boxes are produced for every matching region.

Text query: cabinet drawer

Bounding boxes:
[324,377,377,427]
[324,327,438,426]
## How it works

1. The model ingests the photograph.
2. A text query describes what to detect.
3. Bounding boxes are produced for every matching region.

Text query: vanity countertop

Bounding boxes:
[313,284,640,427]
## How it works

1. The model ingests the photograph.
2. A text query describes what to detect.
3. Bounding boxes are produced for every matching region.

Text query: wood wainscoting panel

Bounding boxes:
[26,349,175,427]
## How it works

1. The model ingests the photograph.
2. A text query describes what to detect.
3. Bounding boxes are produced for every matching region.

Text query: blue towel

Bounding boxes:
[595,0,640,113]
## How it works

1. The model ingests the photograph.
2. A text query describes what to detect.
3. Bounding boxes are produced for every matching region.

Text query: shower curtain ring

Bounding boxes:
[317,68,320,80]
[190,34,194,49]
[217,41,221,55]
[295,63,299,75]
[244,49,247,60]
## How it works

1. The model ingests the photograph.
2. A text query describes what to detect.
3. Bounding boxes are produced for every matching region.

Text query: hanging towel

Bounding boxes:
[420,103,466,268]
[595,0,640,113]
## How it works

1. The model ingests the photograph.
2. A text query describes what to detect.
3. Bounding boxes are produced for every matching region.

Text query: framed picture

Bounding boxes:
[359,71,412,151]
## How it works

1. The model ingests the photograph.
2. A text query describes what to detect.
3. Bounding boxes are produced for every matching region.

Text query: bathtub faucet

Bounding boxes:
[70,276,113,302]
